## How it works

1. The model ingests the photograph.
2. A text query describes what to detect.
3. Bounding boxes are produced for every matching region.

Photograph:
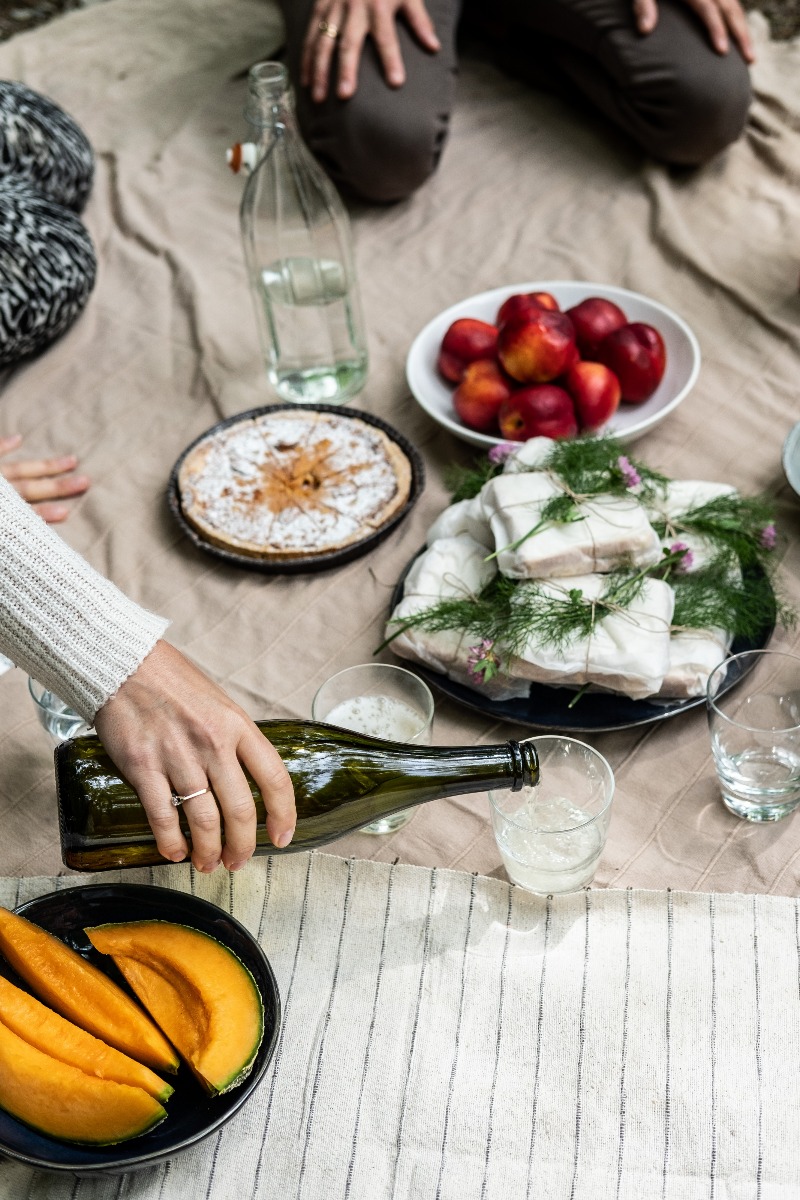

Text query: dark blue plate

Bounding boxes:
[390,554,775,733]
[0,884,280,1175]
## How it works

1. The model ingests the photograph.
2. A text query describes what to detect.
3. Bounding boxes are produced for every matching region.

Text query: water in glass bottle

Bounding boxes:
[231,62,368,407]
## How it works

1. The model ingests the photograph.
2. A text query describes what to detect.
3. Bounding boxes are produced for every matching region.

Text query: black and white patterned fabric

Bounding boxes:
[0,81,93,212]
[0,82,96,365]
[0,178,96,366]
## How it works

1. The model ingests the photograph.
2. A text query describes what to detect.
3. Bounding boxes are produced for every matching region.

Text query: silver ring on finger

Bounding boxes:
[171,786,211,808]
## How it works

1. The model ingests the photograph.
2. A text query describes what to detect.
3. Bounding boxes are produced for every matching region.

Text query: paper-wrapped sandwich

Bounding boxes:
[386,437,782,703]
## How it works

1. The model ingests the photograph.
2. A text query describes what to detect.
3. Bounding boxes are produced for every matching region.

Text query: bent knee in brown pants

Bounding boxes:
[277,0,751,202]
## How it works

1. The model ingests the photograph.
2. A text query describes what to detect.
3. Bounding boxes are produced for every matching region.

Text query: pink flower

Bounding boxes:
[488,442,517,466]
[760,523,777,550]
[669,541,694,572]
[466,638,500,684]
[617,455,641,489]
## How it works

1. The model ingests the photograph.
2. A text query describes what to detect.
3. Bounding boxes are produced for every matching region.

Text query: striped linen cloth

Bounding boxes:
[1,854,799,1199]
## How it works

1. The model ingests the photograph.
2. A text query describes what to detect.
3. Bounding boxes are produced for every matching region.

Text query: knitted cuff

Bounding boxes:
[0,475,169,721]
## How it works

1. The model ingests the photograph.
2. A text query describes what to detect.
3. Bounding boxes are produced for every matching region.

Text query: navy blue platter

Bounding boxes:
[389,555,775,733]
[0,884,280,1174]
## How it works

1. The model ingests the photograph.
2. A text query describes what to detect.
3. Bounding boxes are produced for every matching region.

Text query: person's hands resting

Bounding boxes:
[633,0,755,63]
[301,0,440,103]
[94,641,296,873]
[0,433,90,523]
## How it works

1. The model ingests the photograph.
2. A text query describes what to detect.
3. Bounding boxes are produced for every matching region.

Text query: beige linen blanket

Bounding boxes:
[0,0,799,891]
[2,854,800,1199]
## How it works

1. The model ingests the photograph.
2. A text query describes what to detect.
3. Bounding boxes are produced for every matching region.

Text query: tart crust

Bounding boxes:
[177,410,413,561]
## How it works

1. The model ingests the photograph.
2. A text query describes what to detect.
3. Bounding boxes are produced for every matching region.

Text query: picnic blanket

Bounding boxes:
[0,0,799,892]
[2,855,800,1199]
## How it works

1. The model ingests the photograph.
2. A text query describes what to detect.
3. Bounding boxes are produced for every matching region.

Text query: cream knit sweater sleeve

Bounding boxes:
[0,474,169,722]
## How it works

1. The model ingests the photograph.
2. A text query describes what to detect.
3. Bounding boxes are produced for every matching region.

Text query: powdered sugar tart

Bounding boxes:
[174,407,418,567]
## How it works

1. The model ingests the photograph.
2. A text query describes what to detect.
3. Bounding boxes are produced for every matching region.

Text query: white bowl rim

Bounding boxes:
[782,420,800,497]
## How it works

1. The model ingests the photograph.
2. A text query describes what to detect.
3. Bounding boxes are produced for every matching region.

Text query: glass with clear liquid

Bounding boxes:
[28,678,92,744]
[493,795,606,893]
[707,650,800,821]
[489,736,614,894]
[237,62,368,407]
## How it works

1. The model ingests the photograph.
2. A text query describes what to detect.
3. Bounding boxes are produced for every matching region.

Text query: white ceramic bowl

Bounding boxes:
[406,280,701,449]
[782,421,800,499]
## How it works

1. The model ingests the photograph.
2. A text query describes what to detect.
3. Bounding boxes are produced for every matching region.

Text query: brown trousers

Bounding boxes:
[277,0,751,202]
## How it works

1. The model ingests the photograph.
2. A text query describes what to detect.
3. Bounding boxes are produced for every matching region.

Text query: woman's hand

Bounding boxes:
[0,434,90,523]
[93,641,296,873]
[301,0,440,103]
[633,0,755,62]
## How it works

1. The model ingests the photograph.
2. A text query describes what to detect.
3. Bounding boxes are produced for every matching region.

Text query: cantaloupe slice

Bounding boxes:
[0,1018,166,1144]
[0,906,178,1074]
[0,974,173,1103]
[86,921,264,1095]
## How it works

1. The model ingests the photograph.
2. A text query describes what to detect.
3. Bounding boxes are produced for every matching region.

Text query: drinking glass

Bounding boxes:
[706,649,800,822]
[28,678,92,744]
[312,663,434,834]
[489,735,614,894]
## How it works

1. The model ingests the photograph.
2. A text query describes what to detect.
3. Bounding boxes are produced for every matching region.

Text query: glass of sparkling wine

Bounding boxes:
[489,736,614,894]
[312,663,434,834]
[707,649,800,822]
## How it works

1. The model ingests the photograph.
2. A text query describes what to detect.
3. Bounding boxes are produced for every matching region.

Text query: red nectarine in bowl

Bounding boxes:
[453,360,514,434]
[437,317,499,383]
[565,297,627,358]
[496,291,560,326]
[406,281,700,450]
[497,311,578,384]
[564,361,621,431]
[596,322,666,403]
[499,385,578,441]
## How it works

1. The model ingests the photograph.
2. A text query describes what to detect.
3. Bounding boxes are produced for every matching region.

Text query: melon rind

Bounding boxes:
[0,906,179,1074]
[0,1018,167,1145]
[86,920,265,1095]
[0,974,173,1103]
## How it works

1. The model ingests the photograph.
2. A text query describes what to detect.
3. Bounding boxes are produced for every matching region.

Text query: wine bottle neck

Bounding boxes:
[508,740,539,790]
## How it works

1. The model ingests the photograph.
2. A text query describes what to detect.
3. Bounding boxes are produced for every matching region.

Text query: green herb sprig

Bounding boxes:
[444,435,667,507]
[443,458,503,503]
[650,493,778,573]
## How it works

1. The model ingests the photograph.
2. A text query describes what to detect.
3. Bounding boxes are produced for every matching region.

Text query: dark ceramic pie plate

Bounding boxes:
[0,884,280,1174]
[167,403,425,574]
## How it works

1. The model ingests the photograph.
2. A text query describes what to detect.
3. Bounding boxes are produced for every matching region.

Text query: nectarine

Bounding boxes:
[453,360,514,434]
[499,385,578,441]
[565,297,627,359]
[596,322,666,403]
[497,312,578,384]
[438,318,499,383]
[564,361,621,431]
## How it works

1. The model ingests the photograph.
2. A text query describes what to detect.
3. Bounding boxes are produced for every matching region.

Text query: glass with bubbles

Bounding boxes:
[489,735,614,894]
[312,663,434,834]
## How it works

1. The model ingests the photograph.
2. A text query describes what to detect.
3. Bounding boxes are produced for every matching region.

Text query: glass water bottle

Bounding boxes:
[231,62,368,406]
[55,722,540,872]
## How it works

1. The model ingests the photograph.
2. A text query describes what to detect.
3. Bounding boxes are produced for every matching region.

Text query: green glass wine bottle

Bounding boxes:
[55,721,539,872]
